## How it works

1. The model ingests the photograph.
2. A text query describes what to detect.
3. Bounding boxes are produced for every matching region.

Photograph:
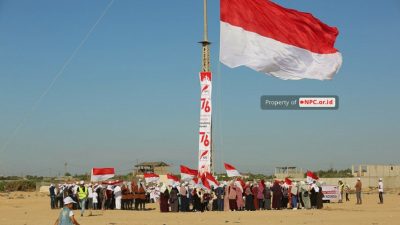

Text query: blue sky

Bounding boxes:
[1,0,399,176]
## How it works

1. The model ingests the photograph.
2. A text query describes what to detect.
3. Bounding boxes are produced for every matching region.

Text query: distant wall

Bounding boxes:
[352,165,400,177]
[275,173,304,179]
[321,176,400,191]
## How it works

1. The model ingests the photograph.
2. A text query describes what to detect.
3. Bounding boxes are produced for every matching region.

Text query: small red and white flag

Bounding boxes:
[204,172,220,189]
[220,0,342,80]
[144,173,160,183]
[285,177,293,186]
[224,163,241,177]
[180,165,198,182]
[306,171,319,184]
[91,168,115,182]
[200,174,211,191]
[167,174,180,186]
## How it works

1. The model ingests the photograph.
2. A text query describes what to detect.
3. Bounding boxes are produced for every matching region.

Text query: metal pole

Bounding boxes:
[203,0,208,42]
[200,0,211,72]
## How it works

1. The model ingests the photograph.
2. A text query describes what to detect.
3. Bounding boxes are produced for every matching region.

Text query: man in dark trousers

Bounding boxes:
[378,178,384,204]
[49,184,56,209]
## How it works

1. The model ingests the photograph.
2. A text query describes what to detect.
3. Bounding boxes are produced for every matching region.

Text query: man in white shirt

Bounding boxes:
[378,178,384,204]
[114,185,122,210]
[87,184,94,215]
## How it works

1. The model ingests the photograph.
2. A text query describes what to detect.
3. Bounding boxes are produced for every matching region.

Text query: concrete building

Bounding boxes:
[274,166,304,179]
[321,164,400,191]
[352,164,400,177]
[134,161,170,184]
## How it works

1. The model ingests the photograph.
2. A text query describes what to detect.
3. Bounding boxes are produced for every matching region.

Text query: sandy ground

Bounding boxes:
[0,192,399,225]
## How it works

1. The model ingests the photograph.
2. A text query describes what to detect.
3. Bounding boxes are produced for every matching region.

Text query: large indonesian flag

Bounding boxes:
[91,168,115,182]
[144,173,160,183]
[220,0,342,80]
[306,171,319,184]
[224,163,241,177]
[180,165,198,182]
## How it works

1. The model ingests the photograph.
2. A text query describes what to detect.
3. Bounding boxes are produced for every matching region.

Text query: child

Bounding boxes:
[92,190,99,210]
[53,197,80,225]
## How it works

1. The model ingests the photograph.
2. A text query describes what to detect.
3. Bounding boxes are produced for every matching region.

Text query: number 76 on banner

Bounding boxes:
[200,98,211,113]
[199,132,210,147]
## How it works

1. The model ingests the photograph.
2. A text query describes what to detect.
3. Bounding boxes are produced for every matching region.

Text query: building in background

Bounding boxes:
[134,161,170,183]
[352,164,400,177]
[274,166,304,179]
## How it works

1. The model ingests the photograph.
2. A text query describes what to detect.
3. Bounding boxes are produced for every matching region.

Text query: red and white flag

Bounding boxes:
[180,165,198,182]
[191,177,200,186]
[224,163,241,177]
[91,168,115,182]
[200,174,211,191]
[199,173,219,190]
[220,0,342,80]
[204,172,220,189]
[144,173,160,183]
[167,174,180,186]
[285,177,293,186]
[306,171,319,184]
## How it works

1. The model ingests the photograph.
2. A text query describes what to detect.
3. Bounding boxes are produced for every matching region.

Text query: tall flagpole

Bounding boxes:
[198,0,213,175]
[202,0,212,174]
[200,0,210,72]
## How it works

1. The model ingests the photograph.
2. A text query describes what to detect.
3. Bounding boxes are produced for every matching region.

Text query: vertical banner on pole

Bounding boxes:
[198,72,212,175]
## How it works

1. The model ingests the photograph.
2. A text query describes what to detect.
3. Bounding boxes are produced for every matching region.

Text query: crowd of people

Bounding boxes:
[51,177,386,225]
[49,178,333,215]
[158,179,325,212]
[50,177,385,215]
[49,180,149,215]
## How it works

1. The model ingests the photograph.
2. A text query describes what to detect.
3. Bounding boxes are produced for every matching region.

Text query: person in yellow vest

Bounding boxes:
[77,181,88,217]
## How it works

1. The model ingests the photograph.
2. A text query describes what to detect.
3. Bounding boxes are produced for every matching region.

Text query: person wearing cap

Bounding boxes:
[87,183,94,213]
[77,181,88,216]
[338,179,344,203]
[53,197,80,225]
[114,184,122,210]
[378,178,384,204]
[355,178,362,205]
